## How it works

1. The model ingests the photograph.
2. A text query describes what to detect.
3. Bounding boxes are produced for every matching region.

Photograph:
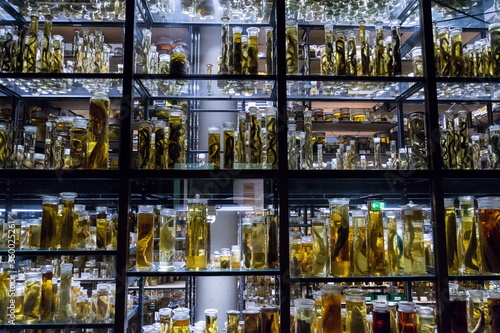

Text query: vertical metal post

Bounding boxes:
[276,0,290,331]
[115,0,136,330]
[419,1,450,332]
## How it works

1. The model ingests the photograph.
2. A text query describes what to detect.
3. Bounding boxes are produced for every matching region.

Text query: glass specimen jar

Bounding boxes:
[466,290,485,332]
[226,310,240,333]
[28,218,41,249]
[76,295,90,323]
[40,265,54,322]
[168,111,185,169]
[248,107,262,167]
[367,200,386,276]
[136,205,154,271]
[220,248,231,269]
[242,309,260,333]
[295,298,315,333]
[351,209,368,276]
[372,300,390,333]
[23,272,42,323]
[159,308,172,332]
[266,107,277,169]
[138,120,152,169]
[411,47,423,77]
[159,208,176,271]
[300,235,313,277]
[450,28,464,77]
[489,125,500,169]
[450,290,468,332]
[458,196,481,274]
[70,117,88,169]
[40,195,59,250]
[401,202,426,275]
[205,308,218,333]
[345,288,367,333]
[329,198,350,277]
[251,216,267,269]
[416,306,435,333]
[153,119,168,170]
[208,126,221,169]
[407,112,427,170]
[490,22,500,77]
[172,308,190,332]
[95,283,110,323]
[444,198,460,274]
[58,263,73,322]
[321,284,342,333]
[23,125,37,169]
[223,122,235,169]
[311,217,327,276]
[397,301,417,333]
[477,197,500,273]
[285,20,299,75]
[261,306,279,333]
[88,90,110,169]
[59,192,77,249]
[487,289,500,332]
[246,27,260,74]
[96,206,108,250]
[170,46,189,75]
[0,123,7,168]
[186,194,208,270]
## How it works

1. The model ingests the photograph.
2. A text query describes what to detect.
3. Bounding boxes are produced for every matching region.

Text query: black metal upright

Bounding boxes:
[115,0,137,330]
[419,1,450,333]
[276,0,291,331]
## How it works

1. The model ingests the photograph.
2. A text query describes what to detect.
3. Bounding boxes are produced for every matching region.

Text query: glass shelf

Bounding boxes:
[127,268,280,276]
[286,80,421,101]
[136,78,274,99]
[300,120,398,135]
[4,0,126,23]
[138,0,274,25]
[288,275,437,283]
[0,77,123,98]
[432,0,496,29]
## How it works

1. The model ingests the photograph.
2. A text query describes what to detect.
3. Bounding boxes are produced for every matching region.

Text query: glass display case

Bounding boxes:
[0,0,499,332]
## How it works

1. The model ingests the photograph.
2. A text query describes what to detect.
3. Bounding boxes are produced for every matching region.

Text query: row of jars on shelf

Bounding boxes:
[0,91,113,170]
[16,2,127,21]
[0,262,115,324]
[290,199,431,278]
[144,306,279,333]
[291,284,500,333]
[132,200,279,272]
[0,22,116,74]
[0,193,118,251]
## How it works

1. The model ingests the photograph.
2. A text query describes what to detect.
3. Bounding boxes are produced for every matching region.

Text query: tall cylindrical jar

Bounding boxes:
[88,91,110,169]
[159,208,176,271]
[398,301,417,333]
[490,22,500,77]
[303,110,313,169]
[489,125,500,169]
[243,309,261,333]
[368,200,386,276]
[266,209,279,269]
[136,205,154,271]
[95,283,110,323]
[40,195,59,250]
[444,198,460,274]
[401,203,426,275]
[248,107,262,167]
[372,300,390,333]
[247,27,260,74]
[477,197,500,273]
[168,111,184,169]
[208,126,221,169]
[458,196,481,274]
[23,272,42,323]
[58,263,73,322]
[59,192,77,249]
[251,216,267,269]
[351,209,368,276]
[266,107,277,169]
[321,284,342,333]
[40,265,54,322]
[138,120,153,169]
[311,217,327,277]
[96,206,108,249]
[450,290,468,333]
[186,195,208,270]
[345,288,367,333]
[226,310,240,333]
[70,117,88,169]
[329,198,350,277]
[416,306,435,333]
[223,122,235,169]
[262,306,279,333]
[487,289,500,333]
[407,112,427,170]
[205,308,218,333]
[285,20,299,75]
[295,298,315,333]
[159,308,172,333]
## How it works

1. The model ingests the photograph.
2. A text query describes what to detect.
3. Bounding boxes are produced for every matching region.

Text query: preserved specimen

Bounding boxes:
[329,198,350,276]
[159,208,176,271]
[186,195,208,270]
[208,126,221,169]
[136,205,154,271]
[88,91,110,170]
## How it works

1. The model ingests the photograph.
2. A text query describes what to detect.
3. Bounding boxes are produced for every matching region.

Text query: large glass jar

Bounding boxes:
[159,208,176,271]
[345,288,367,333]
[136,205,155,271]
[329,198,350,277]
[186,195,208,270]
[88,91,110,169]
[321,284,342,333]
[477,197,500,273]
[23,272,42,323]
